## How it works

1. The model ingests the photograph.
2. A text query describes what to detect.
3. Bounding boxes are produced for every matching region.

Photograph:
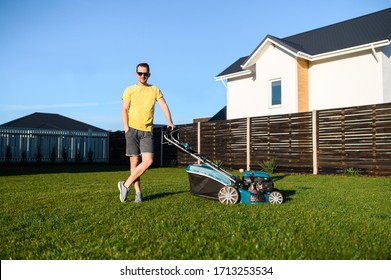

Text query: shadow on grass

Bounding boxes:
[144,191,187,201]
[143,188,297,204]
[280,189,296,202]
[269,174,296,202]
[271,174,288,182]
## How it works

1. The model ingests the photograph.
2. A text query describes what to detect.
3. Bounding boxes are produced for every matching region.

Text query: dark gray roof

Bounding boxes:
[216,56,249,77]
[1,112,107,133]
[282,7,391,55]
[209,106,227,121]
[217,8,391,77]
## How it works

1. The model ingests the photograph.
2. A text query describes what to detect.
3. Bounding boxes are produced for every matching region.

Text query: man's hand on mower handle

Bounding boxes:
[164,125,175,137]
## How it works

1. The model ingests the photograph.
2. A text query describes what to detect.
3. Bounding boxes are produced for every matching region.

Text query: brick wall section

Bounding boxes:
[297,58,309,112]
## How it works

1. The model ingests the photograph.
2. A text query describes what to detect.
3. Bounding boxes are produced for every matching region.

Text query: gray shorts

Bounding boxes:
[125,127,154,156]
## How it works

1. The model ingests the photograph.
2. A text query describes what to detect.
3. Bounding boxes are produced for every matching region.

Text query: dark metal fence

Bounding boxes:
[0,127,109,163]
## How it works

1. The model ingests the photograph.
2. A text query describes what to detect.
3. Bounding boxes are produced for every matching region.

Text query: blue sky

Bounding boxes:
[0,0,389,131]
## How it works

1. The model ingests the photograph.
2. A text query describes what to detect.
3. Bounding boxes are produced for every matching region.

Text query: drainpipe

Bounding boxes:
[220,79,227,88]
[371,44,379,62]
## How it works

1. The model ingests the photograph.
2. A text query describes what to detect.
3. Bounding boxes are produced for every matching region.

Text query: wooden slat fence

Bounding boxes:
[317,103,391,175]
[250,112,313,173]
[174,123,198,165]
[102,102,391,175]
[201,118,247,169]
[159,102,390,176]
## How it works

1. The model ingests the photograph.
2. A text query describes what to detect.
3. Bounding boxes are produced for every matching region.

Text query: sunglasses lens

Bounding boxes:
[137,72,149,77]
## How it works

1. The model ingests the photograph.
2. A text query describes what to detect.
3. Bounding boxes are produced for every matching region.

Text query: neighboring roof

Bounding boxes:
[209,106,227,121]
[217,8,391,78]
[1,112,107,133]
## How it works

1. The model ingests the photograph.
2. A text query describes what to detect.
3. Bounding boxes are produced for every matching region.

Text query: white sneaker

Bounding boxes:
[117,181,129,203]
[134,192,143,203]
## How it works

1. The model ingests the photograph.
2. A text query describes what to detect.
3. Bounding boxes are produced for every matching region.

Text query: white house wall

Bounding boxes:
[227,75,255,119]
[382,44,391,102]
[309,50,382,111]
[227,45,298,120]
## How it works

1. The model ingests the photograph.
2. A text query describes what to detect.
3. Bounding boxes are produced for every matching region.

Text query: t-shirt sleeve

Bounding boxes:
[155,86,163,101]
[122,87,131,102]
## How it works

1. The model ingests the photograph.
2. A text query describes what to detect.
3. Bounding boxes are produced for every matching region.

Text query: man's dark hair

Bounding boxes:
[136,63,150,73]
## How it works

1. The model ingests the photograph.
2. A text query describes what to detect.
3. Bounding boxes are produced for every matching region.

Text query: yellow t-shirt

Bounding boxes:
[122,84,163,131]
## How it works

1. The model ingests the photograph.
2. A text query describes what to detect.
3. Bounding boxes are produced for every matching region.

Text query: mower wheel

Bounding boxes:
[218,186,240,205]
[268,191,284,204]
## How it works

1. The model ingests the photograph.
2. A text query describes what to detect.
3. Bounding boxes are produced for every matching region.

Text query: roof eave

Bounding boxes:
[298,39,391,61]
[216,39,391,82]
[243,38,390,65]
[215,69,252,81]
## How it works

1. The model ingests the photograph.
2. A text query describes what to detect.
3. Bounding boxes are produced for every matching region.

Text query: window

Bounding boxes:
[271,80,282,106]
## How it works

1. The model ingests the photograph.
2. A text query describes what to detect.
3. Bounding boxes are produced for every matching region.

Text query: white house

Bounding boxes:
[215,8,391,120]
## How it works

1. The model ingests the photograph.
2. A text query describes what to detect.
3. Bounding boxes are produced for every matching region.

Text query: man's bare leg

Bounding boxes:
[130,156,141,193]
[124,153,153,189]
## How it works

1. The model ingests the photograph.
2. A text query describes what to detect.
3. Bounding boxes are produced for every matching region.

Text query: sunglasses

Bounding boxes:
[137,72,150,77]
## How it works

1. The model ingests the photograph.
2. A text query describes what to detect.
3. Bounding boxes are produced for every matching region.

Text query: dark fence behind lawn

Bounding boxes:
[130,102,390,176]
[317,103,391,175]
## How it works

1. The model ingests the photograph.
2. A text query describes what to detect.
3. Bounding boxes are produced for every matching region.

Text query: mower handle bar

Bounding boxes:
[163,127,237,183]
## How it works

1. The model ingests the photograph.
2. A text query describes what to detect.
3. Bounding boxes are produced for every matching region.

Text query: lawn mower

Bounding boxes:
[163,128,284,205]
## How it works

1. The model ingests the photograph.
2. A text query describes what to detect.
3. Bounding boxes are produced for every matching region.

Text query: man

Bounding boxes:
[118,63,174,203]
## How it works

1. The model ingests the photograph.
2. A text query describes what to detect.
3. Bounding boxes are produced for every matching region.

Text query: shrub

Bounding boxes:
[35,147,42,163]
[62,147,68,162]
[5,145,12,164]
[50,147,56,163]
[87,149,94,163]
[168,159,177,168]
[213,159,224,167]
[21,150,27,163]
[260,159,278,174]
[75,150,83,163]
[344,167,361,176]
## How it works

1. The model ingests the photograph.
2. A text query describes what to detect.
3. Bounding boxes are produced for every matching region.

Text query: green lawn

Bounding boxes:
[0,165,390,260]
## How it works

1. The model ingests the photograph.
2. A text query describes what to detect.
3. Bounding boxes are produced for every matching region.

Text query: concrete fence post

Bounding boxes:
[312,110,318,175]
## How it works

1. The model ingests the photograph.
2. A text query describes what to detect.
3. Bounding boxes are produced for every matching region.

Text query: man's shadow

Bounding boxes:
[271,174,296,202]
[143,191,187,201]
